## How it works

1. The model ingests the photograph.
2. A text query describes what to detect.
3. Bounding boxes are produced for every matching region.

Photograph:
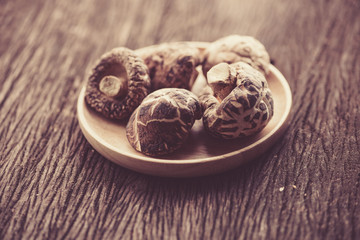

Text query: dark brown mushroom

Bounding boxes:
[202,35,271,77]
[85,47,151,120]
[200,62,274,139]
[136,42,202,91]
[126,88,203,156]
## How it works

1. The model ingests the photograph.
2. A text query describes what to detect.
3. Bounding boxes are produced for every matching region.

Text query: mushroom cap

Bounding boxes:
[202,35,270,76]
[136,42,202,91]
[200,62,274,139]
[85,47,151,120]
[126,88,203,156]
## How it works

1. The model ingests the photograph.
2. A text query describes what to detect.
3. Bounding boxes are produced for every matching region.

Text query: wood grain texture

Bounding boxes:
[0,0,359,239]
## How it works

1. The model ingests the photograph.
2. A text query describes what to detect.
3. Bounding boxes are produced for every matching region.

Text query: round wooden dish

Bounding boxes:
[77,42,292,177]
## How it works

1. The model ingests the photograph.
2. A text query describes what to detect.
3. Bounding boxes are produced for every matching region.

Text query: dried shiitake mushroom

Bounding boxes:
[202,35,270,76]
[85,47,151,120]
[126,88,203,156]
[200,62,274,139]
[136,42,202,91]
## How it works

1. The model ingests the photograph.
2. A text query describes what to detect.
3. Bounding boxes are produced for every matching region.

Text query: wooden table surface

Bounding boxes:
[1,0,360,239]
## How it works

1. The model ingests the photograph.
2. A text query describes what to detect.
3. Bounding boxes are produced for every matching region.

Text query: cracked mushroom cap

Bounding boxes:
[126,88,203,156]
[202,35,270,76]
[85,47,151,120]
[200,62,274,139]
[136,42,202,91]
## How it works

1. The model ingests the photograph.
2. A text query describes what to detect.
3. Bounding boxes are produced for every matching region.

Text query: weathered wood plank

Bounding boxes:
[0,0,359,239]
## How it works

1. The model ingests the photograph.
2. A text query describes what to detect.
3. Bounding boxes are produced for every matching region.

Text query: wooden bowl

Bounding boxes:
[77,42,292,177]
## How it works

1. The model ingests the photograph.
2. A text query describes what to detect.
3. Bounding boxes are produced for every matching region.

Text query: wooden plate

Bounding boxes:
[77,42,292,177]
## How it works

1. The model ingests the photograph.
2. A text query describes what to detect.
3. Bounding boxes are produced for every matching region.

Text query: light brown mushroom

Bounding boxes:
[126,88,203,156]
[136,42,202,91]
[200,62,274,139]
[85,47,151,120]
[202,35,270,77]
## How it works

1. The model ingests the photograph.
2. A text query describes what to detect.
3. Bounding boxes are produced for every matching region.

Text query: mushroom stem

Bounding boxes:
[207,63,236,101]
[99,75,128,98]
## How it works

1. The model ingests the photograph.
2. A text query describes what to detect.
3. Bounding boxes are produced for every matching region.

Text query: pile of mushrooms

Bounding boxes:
[85,35,274,156]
